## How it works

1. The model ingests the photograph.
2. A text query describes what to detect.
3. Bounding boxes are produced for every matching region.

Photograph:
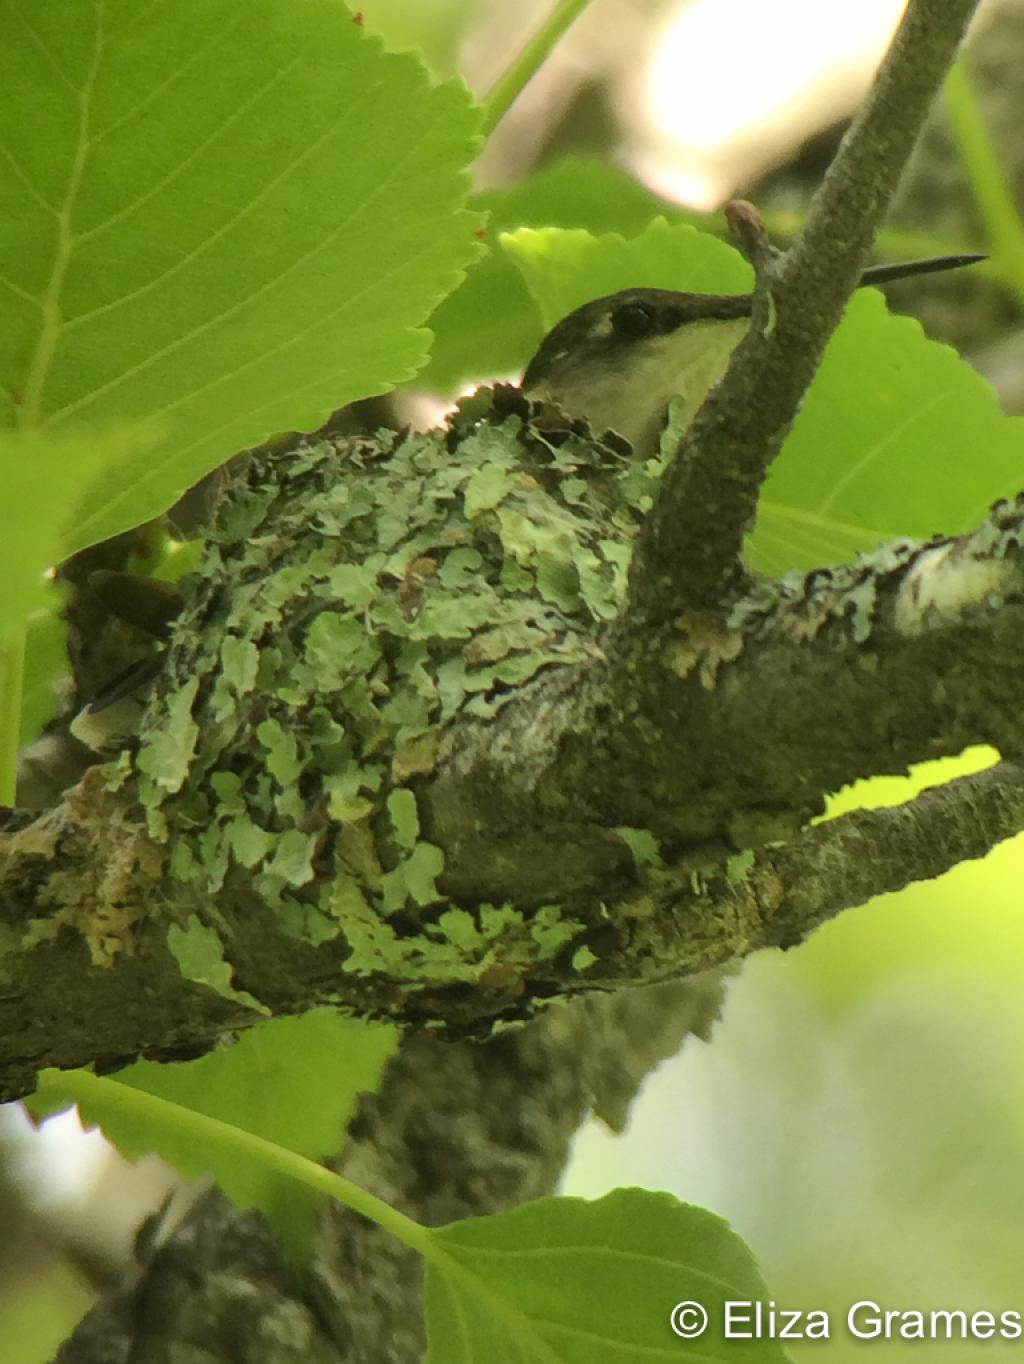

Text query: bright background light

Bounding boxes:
[635,0,906,206]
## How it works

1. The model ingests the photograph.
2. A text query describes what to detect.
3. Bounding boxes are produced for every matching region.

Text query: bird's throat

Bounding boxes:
[528,317,751,459]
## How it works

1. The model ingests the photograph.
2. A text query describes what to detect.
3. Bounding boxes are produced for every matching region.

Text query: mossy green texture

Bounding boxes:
[134,395,657,994]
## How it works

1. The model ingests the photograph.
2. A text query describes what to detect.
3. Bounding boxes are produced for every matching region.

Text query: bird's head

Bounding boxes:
[521,288,752,458]
[519,254,984,459]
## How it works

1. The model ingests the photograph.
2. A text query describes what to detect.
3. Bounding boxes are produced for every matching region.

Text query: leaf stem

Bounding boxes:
[479,0,597,139]
[35,1070,436,1258]
[943,59,1024,300]
[0,628,25,806]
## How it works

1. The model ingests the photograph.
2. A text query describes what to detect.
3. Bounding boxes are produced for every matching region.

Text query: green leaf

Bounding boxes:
[19,595,68,744]
[422,153,977,396]
[0,428,155,636]
[754,289,1024,572]
[31,1012,397,1262]
[503,221,1024,572]
[1,0,481,551]
[356,0,477,76]
[503,217,751,330]
[425,1188,793,1362]
[423,157,707,390]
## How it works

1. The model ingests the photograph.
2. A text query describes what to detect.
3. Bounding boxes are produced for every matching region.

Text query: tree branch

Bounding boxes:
[426,494,1024,898]
[4,485,1024,1097]
[582,762,1024,988]
[623,0,982,622]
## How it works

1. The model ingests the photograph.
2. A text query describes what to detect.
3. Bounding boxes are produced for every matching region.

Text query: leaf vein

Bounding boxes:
[19,0,105,426]
[50,98,452,424]
[79,44,301,245]
[815,388,950,516]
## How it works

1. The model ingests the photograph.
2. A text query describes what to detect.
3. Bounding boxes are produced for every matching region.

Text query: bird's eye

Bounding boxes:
[611,302,656,338]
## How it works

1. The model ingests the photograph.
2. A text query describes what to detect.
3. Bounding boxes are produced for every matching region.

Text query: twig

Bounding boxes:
[943,58,1024,301]
[622,0,983,625]
[586,762,1024,986]
[479,0,598,139]
[722,198,783,278]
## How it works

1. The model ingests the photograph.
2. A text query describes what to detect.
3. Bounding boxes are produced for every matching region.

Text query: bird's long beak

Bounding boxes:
[858,253,986,287]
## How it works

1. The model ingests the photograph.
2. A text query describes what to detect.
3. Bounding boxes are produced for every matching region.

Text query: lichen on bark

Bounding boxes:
[125,393,659,1004]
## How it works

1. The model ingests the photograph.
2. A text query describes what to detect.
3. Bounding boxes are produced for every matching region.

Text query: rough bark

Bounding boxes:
[1,1,1008,1357]
[4,416,1024,1095]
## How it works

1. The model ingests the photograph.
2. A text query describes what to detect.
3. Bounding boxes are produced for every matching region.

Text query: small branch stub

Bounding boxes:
[723,199,781,277]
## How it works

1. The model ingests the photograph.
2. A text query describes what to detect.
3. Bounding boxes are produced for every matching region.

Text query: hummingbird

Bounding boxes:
[69,254,982,753]
[520,253,985,459]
